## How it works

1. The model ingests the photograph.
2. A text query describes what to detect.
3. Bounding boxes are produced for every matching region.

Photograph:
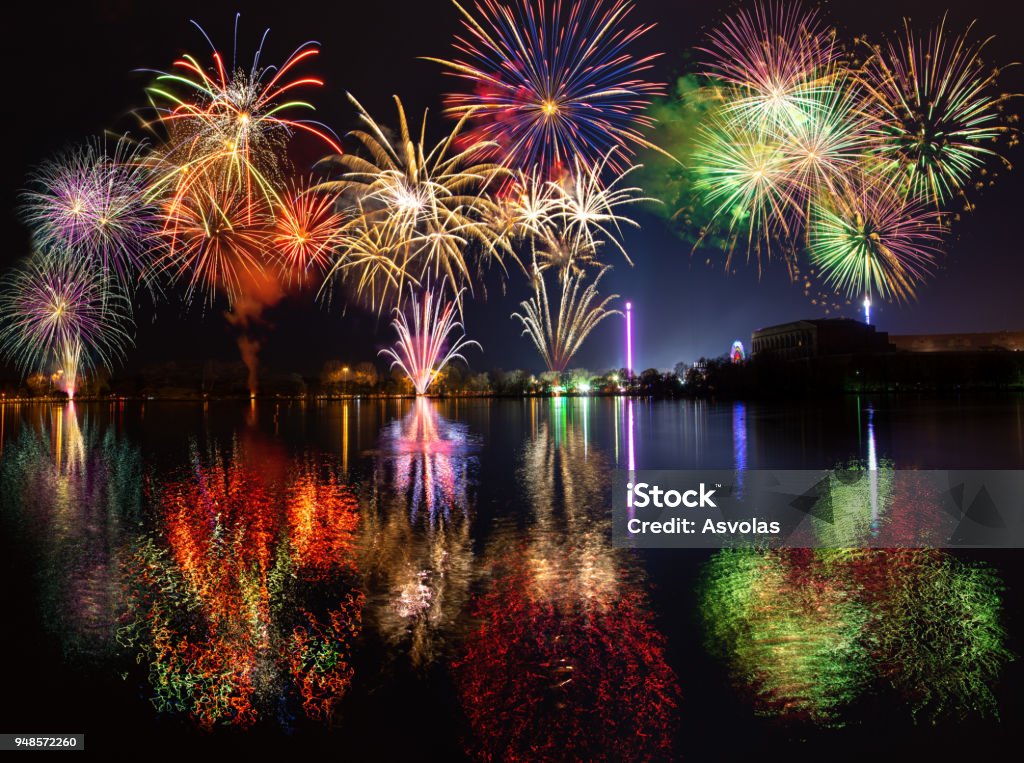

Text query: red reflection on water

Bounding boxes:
[454,549,680,762]
[122,437,362,728]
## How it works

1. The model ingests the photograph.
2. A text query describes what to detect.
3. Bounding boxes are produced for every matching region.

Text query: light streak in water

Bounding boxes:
[867,404,878,532]
[374,397,479,521]
[342,401,349,474]
[625,301,633,375]
[458,410,679,759]
[456,549,678,759]
[733,402,747,498]
[0,407,142,662]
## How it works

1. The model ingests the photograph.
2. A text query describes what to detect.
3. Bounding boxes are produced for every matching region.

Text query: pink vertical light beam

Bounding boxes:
[625,301,633,376]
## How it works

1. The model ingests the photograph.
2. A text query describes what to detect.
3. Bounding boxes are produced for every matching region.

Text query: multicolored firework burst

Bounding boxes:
[144,17,340,207]
[512,265,620,372]
[680,3,1015,306]
[689,3,865,264]
[807,174,944,301]
[774,74,872,204]
[319,94,510,311]
[859,16,1015,205]
[21,136,159,290]
[699,1,839,129]
[0,254,134,398]
[136,18,347,314]
[380,283,480,395]
[428,0,664,179]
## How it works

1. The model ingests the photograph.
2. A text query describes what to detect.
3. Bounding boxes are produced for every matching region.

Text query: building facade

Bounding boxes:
[890,331,1024,353]
[751,319,893,359]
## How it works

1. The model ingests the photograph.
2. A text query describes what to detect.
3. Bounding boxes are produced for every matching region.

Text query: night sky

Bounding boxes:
[3,0,1023,377]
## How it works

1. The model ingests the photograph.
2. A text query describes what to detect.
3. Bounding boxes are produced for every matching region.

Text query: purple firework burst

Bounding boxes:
[21,135,159,290]
[0,253,135,397]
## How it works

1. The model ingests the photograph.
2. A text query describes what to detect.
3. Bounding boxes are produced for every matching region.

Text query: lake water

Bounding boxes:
[1,396,1021,759]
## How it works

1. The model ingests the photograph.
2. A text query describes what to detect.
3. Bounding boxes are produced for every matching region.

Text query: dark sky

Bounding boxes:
[3,0,1023,377]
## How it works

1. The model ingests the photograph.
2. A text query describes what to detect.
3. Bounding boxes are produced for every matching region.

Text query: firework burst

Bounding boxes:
[774,75,873,204]
[683,2,1013,309]
[691,116,802,259]
[512,265,620,372]
[144,18,340,209]
[488,154,649,277]
[320,94,510,311]
[553,153,653,267]
[807,175,944,301]
[380,283,480,395]
[859,16,1015,205]
[427,0,664,179]
[21,136,159,290]
[699,1,839,130]
[0,254,134,398]
[271,180,346,287]
[155,178,271,306]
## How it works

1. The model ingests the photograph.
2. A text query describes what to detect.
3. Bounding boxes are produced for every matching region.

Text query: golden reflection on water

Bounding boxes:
[361,397,478,668]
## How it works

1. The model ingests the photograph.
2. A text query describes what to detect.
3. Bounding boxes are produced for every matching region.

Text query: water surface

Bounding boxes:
[1,396,1021,759]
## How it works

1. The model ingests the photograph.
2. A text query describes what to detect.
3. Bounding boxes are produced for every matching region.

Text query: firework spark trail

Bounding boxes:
[21,136,160,292]
[319,94,511,312]
[551,153,653,267]
[380,283,480,395]
[698,0,840,129]
[427,0,664,179]
[512,265,620,373]
[154,176,271,306]
[487,154,650,278]
[0,254,134,398]
[692,116,803,260]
